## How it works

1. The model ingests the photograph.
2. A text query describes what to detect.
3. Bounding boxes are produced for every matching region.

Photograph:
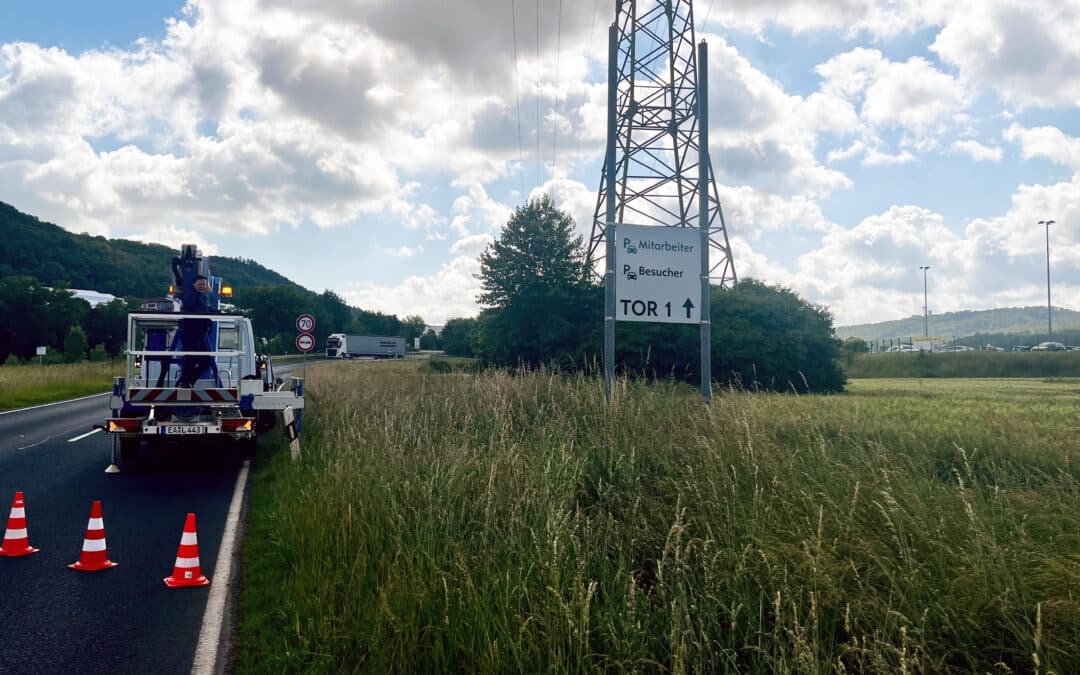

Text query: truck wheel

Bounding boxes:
[120,437,141,462]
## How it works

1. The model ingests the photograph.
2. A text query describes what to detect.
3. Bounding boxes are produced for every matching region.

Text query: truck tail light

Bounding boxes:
[107,419,142,432]
[222,418,253,432]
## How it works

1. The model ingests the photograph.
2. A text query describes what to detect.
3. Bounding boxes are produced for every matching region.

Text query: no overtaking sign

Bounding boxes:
[295,333,315,353]
[615,224,700,324]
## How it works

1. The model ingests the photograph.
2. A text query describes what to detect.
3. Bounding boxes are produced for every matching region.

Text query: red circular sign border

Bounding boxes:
[295,313,316,333]
[295,332,315,352]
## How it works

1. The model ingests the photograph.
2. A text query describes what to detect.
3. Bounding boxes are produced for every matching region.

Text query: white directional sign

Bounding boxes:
[615,224,701,324]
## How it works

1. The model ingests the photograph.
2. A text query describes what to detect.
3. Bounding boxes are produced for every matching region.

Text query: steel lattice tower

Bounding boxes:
[588,0,736,286]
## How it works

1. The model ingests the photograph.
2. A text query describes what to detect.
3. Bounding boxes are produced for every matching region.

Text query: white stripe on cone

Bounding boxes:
[181,532,198,545]
[175,556,201,567]
[5,528,27,540]
[10,508,24,518]
[81,539,107,552]
[88,518,104,529]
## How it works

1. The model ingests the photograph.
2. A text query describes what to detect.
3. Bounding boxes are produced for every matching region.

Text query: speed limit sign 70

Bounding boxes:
[295,333,315,353]
[296,314,315,333]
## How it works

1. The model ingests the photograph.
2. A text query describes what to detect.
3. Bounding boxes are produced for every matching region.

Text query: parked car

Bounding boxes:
[1032,341,1067,351]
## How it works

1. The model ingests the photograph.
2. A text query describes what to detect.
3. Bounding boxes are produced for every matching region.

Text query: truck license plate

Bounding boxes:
[161,425,207,435]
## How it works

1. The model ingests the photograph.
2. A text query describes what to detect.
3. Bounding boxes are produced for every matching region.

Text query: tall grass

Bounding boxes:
[848,350,1080,378]
[0,361,121,410]
[239,365,1080,672]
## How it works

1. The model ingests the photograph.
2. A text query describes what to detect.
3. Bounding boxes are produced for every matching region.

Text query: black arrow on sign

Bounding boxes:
[682,297,694,318]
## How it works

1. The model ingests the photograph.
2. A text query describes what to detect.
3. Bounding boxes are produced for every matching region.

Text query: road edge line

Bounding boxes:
[0,391,110,416]
[67,428,103,443]
[191,458,251,675]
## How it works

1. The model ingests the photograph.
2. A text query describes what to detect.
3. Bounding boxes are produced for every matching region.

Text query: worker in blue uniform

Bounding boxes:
[176,275,213,387]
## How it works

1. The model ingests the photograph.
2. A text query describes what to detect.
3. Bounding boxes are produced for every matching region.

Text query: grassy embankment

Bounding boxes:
[0,361,122,410]
[239,364,1080,672]
[847,349,1080,378]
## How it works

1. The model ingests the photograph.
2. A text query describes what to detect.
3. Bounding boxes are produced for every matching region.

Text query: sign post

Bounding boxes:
[295,314,316,377]
[600,28,716,405]
[36,345,46,365]
[698,40,712,403]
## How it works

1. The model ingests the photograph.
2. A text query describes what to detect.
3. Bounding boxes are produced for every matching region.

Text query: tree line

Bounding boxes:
[438,196,846,393]
[0,276,437,365]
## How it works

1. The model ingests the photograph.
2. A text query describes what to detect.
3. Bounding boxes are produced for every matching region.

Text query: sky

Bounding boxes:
[1,0,1079,327]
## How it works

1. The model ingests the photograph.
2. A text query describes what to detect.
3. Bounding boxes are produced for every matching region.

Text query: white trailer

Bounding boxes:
[325,334,406,359]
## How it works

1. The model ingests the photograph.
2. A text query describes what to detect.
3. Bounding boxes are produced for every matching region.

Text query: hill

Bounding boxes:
[838,306,1080,342]
[0,201,436,361]
[0,201,299,298]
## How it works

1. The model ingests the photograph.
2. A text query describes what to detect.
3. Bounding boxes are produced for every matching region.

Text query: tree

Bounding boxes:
[84,299,131,357]
[401,315,427,348]
[473,196,596,368]
[0,275,90,362]
[710,280,845,393]
[419,329,439,350]
[440,317,478,357]
[64,326,89,362]
[478,195,586,309]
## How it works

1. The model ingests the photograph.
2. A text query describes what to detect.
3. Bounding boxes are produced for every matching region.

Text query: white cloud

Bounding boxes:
[449,234,493,256]
[816,49,966,135]
[930,0,1080,108]
[341,255,483,325]
[717,185,830,237]
[951,139,1003,162]
[705,34,855,198]
[862,148,916,167]
[123,226,220,255]
[699,0,938,39]
[385,245,423,258]
[1003,123,1080,170]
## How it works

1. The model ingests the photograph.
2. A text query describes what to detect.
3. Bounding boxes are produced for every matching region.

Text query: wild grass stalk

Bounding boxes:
[239,364,1080,672]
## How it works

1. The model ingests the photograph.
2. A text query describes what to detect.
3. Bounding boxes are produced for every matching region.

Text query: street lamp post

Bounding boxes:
[919,265,930,338]
[1039,220,1055,341]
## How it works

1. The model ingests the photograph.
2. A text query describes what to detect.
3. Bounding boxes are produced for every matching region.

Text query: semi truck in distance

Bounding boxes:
[325,334,406,359]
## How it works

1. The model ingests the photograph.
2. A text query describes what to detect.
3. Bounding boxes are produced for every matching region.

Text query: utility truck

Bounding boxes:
[104,244,304,462]
[325,334,406,359]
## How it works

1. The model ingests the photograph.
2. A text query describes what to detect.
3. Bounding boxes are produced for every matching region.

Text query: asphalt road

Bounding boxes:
[0,360,301,674]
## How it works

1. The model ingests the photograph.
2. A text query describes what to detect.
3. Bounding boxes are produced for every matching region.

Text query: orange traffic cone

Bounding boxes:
[164,513,209,587]
[69,500,118,571]
[0,491,39,557]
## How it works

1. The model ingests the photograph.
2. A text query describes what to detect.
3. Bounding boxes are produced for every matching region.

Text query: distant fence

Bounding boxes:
[847,351,1080,378]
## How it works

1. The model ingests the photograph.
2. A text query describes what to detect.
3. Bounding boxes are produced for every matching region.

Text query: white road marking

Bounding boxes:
[67,428,103,443]
[16,437,53,451]
[0,392,109,416]
[191,459,251,675]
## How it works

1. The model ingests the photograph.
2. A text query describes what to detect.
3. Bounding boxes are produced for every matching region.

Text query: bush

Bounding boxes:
[63,326,88,363]
[89,343,108,362]
[4,354,22,366]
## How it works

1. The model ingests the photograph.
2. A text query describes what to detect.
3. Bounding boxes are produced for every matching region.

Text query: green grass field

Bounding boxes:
[847,350,1080,378]
[0,361,122,410]
[239,365,1080,673]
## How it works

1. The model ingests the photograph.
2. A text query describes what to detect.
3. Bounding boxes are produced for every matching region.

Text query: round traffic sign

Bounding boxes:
[295,332,315,353]
[296,314,316,333]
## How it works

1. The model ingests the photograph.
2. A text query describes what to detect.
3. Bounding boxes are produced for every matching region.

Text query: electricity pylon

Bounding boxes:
[588,0,736,286]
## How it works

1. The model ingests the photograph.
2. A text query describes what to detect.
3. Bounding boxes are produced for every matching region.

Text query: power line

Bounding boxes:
[510,0,525,200]
[552,0,561,179]
[702,0,717,32]
[535,0,541,193]
[570,0,599,183]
